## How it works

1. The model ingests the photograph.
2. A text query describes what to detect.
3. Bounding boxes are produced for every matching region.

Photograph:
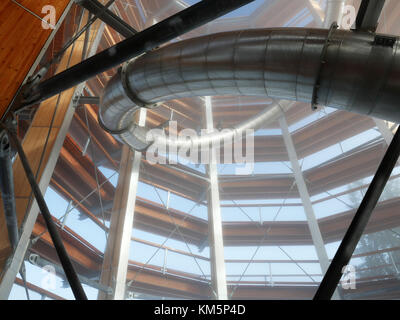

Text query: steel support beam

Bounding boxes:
[0,133,19,249]
[279,115,340,300]
[314,127,400,300]
[22,0,255,107]
[204,96,228,300]
[98,109,146,300]
[75,0,137,38]
[76,96,100,105]
[355,0,386,32]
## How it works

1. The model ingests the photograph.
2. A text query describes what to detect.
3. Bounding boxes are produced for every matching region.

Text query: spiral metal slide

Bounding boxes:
[100,20,398,153]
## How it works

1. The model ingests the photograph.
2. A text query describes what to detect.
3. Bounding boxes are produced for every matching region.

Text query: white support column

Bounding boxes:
[306,0,324,26]
[98,109,147,300]
[279,115,340,299]
[374,118,394,145]
[323,0,345,28]
[204,96,228,300]
[306,0,345,28]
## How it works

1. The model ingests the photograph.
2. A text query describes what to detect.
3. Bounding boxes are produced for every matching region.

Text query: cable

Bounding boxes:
[83,105,108,241]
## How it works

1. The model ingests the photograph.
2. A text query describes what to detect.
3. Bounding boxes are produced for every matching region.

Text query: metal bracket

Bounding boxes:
[120,63,161,109]
[97,114,132,135]
[98,113,156,152]
[198,236,209,252]
[98,63,162,137]
[133,139,155,153]
[0,130,11,157]
[373,34,396,47]
[130,120,171,153]
[28,253,40,266]
[311,22,339,111]
[15,65,50,113]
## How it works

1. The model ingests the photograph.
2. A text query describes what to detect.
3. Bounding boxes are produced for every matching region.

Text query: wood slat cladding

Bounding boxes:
[0,8,104,281]
[0,0,71,118]
[10,0,71,17]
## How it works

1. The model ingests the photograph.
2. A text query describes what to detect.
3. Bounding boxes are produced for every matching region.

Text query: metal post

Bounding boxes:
[81,13,92,61]
[61,200,73,230]
[0,123,87,300]
[389,251,399,274]
[204,96,228,300]
[0,132,19,248]
[355,0,386,32]
[323,0,345,28]
[82,137,91,156]
[98,109,147,300]
[269,263,273,287]
[166,191,171,210]
[22,0,254,107]
[279,115,340,299]
[0,132,31,299]
[314,128,400,300]
[163,248,168,275]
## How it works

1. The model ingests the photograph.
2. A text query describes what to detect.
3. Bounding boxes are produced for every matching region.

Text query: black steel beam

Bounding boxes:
[22,0,255,108]
[76,96,100,105]
[76,0,137,38]
[314,128,400,300]
[0,123,88,300]
[355,0,386,32]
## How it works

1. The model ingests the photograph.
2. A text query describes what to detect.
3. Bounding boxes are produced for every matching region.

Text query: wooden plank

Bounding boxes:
[14,277,66,300]
[12,127,59,197]
[13,0,71,18]
[0,0,71,118]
